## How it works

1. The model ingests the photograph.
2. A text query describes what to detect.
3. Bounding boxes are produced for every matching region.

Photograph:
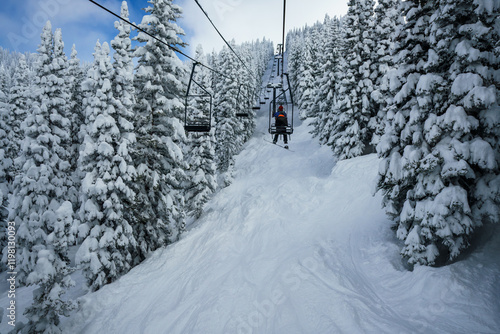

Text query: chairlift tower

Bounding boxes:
[276,44,283,77]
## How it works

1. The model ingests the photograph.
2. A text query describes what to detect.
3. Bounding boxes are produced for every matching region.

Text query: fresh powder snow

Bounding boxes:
[48,71,497,332]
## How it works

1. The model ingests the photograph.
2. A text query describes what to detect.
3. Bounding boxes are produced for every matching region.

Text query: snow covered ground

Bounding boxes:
[56,110,499,333]
[2,63,499,334]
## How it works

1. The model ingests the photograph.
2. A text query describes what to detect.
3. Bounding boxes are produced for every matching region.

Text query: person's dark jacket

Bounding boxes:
[273,111,288,127]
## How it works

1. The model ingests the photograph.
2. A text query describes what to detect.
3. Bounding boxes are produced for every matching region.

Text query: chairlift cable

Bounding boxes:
[88,0,231,82]
[282,0,286,55]
[193,0,261,83]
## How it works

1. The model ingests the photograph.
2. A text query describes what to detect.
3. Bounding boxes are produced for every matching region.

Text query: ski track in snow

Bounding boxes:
[2,58,499,334]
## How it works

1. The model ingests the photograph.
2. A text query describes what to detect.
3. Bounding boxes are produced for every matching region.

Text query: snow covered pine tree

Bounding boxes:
[130,0,188,262]
[213,44,244,187]
[184,45,218,219]
[329,0,376,160]
[376,0,500,265]
[76,40,137,291]
[10,22,75,332]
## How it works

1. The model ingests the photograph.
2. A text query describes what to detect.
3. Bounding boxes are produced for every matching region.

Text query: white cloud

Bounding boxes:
[20,0,117,33]
[1,0,122,58]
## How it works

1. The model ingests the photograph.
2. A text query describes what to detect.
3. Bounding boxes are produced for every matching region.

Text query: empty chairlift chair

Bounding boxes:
[184,62,212,133]
[235,84,261,117]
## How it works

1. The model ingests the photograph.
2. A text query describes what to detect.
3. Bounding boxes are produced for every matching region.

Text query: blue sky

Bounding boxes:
[0,0,348,63]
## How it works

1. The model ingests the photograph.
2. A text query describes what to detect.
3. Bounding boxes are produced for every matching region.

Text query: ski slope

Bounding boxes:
[0,57,498,334]
[61,104,500,332]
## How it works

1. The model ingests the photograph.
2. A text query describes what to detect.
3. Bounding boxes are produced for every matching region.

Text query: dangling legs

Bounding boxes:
[273,134,279,144]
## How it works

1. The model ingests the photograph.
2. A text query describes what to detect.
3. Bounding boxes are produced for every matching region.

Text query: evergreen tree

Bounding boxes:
[329,0,376,159]
[2,55,32,271]
[0,64,11,271]
[131,0,188,262]
[368,0,401,146]
[236,43,257,141]
[309,16,331,137]
[312,17,343,144]
[21,201,76,334]
[7,55,31,174]
[287,34,306,109]
[11,22,75,332]
[76,41,136,291]
[68,45,84,137]
[0,64,11,97]
[299,24,323,120]
[287,31,304,94]
[376,0,438,265]
[11,22,74,284]
[67,45,85,243]
[185,46,217,219]
[297,40,316,119]
[376,0,499,265]
[213,45,242,187]
[111,0,138,261]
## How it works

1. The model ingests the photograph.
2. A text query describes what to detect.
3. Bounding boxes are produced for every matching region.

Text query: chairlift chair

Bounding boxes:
[268,73,294,137]
[234,83,257,117]
[184,62,212,133]
[185,94,212,132]
[185,123,211,132]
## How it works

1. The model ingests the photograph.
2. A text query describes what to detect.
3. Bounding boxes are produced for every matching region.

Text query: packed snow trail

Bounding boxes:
[61,93,500,332]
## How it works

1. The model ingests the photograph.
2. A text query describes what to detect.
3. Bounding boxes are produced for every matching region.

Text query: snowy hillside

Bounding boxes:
[57,110,500,333]
[1,86,498,333]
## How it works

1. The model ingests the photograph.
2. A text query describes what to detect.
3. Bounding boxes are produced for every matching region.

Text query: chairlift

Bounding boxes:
[268,74,294,137]
[236,104,260,116]
[184,62,212,133]
[235,84,254,117]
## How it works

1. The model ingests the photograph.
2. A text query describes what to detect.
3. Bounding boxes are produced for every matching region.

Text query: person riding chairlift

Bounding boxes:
[273,105,288,146]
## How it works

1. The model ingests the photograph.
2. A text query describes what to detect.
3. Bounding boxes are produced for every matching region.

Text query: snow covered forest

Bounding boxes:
[286,0,499,266]
[0,0,499,332]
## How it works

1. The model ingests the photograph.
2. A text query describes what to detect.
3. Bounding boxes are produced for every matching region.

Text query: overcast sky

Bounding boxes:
[0,0,348,63]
